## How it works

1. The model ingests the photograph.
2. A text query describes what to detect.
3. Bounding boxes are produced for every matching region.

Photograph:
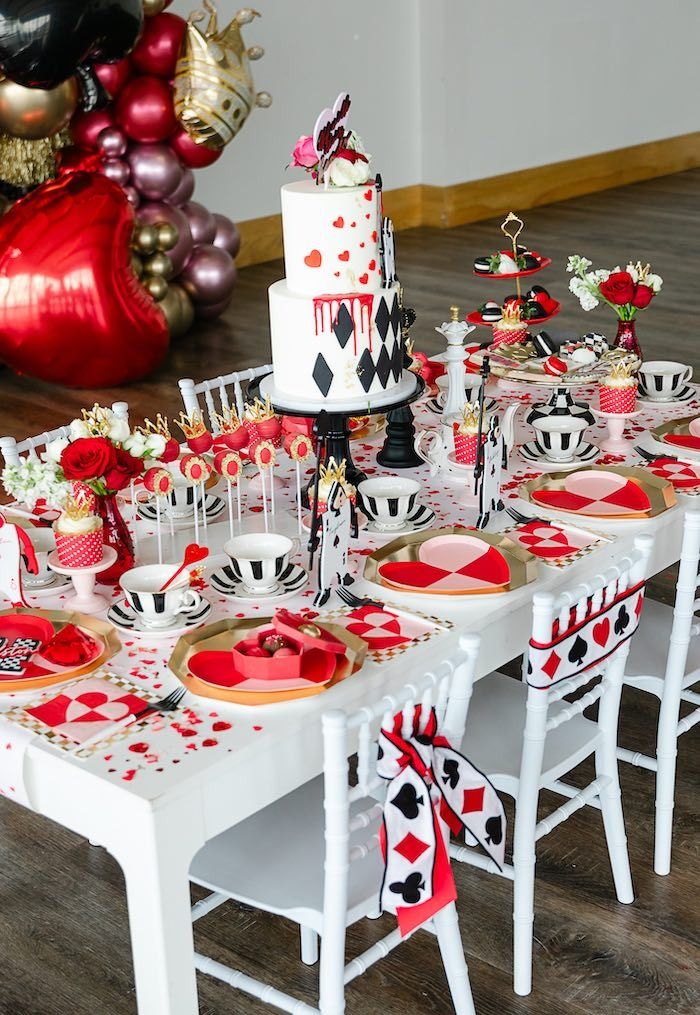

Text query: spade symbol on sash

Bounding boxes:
[485,814,504,846]
[442,758,460,790]
[614,604,630,636]
[391,783,424,820]
[390,872,425,904]
[568,635,587,666]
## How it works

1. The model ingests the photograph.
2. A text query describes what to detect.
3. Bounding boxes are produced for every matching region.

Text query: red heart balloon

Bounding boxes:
[0,173,169,388]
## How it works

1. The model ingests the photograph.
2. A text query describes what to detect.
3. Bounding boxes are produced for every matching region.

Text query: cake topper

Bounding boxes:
[313,479,356,608]
[476,417,505,530]
[313,92,352,177]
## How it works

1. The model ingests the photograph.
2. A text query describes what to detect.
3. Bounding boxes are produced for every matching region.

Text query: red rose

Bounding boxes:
[61,437,116,481]
[631,283,654,308]
[333,147,369,165]
[599,271,635,305]
[104,447,145,492]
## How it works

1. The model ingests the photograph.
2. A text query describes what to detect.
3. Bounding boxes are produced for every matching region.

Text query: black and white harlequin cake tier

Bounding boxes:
[268,280,406,408]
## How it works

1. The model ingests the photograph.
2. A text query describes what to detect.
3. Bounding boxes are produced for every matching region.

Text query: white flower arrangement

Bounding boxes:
[2,456,70,508]
[567,254,663,320]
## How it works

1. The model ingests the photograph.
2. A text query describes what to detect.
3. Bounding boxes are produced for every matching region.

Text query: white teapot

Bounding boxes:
[414,429,449,475]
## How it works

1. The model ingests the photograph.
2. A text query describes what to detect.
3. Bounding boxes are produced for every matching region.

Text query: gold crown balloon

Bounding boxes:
[174,2,271,151]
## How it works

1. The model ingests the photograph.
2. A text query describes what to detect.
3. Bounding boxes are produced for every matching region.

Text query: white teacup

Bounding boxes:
[435,375,481,407]
[22,527,56,588]
[358,476,421,530]
[120,564,203,629]
[164,473,198,518]
[224,533,299,595]
[531,415,589,462]
[638,361,693,401]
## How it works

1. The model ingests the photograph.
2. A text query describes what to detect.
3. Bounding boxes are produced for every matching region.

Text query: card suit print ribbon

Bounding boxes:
[531,472,651,517]
[378,535,510,593]
[644,457,700,490]
[377,706,505,936]
[527,580,645,688]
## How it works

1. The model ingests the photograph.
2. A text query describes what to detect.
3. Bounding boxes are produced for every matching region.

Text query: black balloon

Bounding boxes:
[0,1,144,89]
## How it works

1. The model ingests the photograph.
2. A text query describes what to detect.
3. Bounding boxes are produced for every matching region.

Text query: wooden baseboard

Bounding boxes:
[235,131,700,267]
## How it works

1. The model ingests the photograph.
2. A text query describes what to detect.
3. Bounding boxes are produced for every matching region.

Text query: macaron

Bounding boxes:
[543,356,567,377]
[474,256,491,273]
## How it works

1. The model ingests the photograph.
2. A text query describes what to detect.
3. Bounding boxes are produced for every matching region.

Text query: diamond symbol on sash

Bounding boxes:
[462,786,485,815]
[333,303,354,349]
[312,354,333,397]
[542,650,561,680]
[376,345,392,388]
[395,832,429,863]
[357,349,376,392]
[389,292,400,335]
[375,297,390,342]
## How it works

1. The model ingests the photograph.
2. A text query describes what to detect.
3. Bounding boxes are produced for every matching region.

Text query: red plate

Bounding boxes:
[0,614,54,680]
[644,457,700,489]
[467,300,561,327]
[188,646,337,692]
[472,256,552,280]
[662,433,700,451]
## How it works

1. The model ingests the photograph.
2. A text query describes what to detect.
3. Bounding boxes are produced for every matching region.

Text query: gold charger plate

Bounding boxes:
[0,608,121,693]
[520,466,676,520]
[650,414,699,442]
[363,526,537,597]
[169,618,367,706]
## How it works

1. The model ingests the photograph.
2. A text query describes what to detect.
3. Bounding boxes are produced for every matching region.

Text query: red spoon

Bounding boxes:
[158,543,209,592]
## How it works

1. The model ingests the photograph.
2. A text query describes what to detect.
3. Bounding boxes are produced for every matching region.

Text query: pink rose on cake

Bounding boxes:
[291,135,318,169]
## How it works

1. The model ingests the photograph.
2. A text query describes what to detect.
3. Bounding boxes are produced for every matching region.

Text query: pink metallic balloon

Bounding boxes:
[181,244,237,305]
[102,159,131,187]
[212,213,241,258]
[195,293,234,319]
[127,143,183,201]
[98,126,128,159]
[166,165,194,206]
[137,201,193,275]
[182,200,216,245]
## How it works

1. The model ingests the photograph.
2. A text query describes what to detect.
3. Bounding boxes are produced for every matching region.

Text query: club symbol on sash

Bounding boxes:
[390,872,425,905]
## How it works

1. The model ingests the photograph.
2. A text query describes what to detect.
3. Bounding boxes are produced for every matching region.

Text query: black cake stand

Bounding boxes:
[252,371,426,488]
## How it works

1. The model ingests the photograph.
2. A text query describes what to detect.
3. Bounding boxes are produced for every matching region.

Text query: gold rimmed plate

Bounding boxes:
[363,526,537,597]
[650,415,700,458]
[520,466,676,521]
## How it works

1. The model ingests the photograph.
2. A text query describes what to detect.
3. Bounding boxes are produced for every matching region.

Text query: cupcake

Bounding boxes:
[491,301,529,348]
[309,457,356,513]
[453,403,487,465]
[599,359,638,414]
[54,494,103,568]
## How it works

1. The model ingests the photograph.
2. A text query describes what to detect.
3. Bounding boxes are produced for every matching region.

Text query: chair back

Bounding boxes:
[319,633,480,945]
[178,366,273,433]
[0,402,130,469]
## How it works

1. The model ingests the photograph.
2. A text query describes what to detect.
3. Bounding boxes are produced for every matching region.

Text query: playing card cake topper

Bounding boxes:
[313,91,352,176]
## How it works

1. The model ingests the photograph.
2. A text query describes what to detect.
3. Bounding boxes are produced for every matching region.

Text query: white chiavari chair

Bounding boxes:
[178,365,273,432]
[449,535,653,996]
[0,401,130,468]
[619,508,700,875]
[189,633,481,1015]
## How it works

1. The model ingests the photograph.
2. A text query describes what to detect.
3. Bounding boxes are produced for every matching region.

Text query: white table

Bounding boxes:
[9,379,699,1013]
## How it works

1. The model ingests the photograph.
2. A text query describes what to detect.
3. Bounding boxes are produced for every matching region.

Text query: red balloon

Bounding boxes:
[116,76,177,144]
[130,13,187,78]
[0,173,169,388]
[57,147,104,175]
[169,127,222,168]
[93,59,132,98]
[70,108,116,151]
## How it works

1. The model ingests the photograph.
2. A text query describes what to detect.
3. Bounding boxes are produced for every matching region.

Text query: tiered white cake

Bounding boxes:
[267,179,404,407]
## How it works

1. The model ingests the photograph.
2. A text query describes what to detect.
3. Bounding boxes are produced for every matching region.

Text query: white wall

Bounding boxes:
[170,0,700,220]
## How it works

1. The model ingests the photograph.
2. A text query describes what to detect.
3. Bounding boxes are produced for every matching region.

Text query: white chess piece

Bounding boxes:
[434,305,477,422]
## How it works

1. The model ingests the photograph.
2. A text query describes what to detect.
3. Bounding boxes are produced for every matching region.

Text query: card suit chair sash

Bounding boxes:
[619,508,700,875]
[449,534,652,997]
[189,634,482,1015]
[178,364,273,433]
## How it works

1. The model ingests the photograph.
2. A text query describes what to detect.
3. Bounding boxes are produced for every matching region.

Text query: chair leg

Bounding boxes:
[318,932,346,1015]
[300,926,319,965]
[654,683,682,876]
[433,903,476,1015]
[512,821,536,997]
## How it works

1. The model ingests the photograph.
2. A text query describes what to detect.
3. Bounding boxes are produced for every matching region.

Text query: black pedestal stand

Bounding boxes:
[376,404,424,468]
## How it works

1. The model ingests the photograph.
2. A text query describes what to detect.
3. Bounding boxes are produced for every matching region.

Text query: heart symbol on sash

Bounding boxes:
[593,618,610,647]
[304,249,322,268]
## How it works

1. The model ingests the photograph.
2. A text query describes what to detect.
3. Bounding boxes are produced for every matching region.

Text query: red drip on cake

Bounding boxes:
[313,293,374,353]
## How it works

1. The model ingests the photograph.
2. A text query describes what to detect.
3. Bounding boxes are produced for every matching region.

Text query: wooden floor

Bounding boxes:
[0,171,698,1014]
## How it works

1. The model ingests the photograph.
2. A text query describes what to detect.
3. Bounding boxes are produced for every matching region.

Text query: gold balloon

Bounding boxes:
[143,251,173,279]
[0,76,78,140]
[131,253,144,279]
[173,2,270,150]
[155,221,179,252]
[144,276,168,301]
[159,283,195,339]
[134,224,159,255]
[143,0,166,14]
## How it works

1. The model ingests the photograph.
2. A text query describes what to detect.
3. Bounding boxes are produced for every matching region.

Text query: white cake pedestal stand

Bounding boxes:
[593,408,642,454]
[47,546,118,614]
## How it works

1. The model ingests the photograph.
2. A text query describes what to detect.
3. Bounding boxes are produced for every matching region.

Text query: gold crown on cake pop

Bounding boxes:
[63,491,94,520]
[139,413,173,440]
[80,403,112,437]
[212,405,242,433]
[174,409,208,440]
[244,395,275,422]
[457,401,482,434]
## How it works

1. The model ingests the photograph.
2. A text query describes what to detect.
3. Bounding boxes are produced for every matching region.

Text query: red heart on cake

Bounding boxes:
[593,618,610,647]
[364,189,373,200]
[359,273,369,284]
[0,173,169,388]
[332,217,344,228]
[304,249,322,268]
[368,259,376,270]
[371,230,377,241]
[338,250,350,261]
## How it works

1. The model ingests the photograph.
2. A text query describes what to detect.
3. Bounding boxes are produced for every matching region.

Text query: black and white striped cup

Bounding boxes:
[531,415,589,461]
[224,533,298,594]
[638,361,692,401]
[165,474,198,518]
[358,476,421,530]
[119,565,203,629]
